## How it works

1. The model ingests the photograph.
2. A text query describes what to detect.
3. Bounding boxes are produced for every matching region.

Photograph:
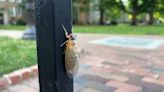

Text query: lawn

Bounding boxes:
[73,24,164,35]
[0,37,37,77]
[0,24,164,35]
[0,25,26,30]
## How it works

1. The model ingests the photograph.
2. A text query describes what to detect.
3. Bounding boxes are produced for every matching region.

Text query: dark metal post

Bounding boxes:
[34,0,73,92]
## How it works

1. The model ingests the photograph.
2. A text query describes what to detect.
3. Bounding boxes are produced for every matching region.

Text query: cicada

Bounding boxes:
[61,25,79,79]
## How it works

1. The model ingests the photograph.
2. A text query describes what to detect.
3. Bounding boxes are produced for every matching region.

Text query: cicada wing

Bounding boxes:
[72,46,79,77]
[65,46,79,79]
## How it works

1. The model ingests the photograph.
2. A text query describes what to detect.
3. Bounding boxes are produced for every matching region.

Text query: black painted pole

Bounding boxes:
[34,0,73,92]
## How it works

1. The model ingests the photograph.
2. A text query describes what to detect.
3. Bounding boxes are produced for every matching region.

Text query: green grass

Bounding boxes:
[0,24,164,35]
[73,24,164,35]
[0,25,26,30]
[0,37,37,76]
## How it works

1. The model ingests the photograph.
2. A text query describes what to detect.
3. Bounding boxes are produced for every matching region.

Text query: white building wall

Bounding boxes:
[3,10,9,25]
[0,0,22,25]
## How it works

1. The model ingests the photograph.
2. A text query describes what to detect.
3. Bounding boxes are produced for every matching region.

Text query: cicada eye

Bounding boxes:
[69,34,76,40]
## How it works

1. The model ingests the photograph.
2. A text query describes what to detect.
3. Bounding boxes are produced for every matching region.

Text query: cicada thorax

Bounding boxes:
[65,38,79,79]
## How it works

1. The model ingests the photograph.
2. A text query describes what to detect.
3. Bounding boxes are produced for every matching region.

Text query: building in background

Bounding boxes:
[0,0,22,25]
[73,0,129,25]
[89,0,100,24]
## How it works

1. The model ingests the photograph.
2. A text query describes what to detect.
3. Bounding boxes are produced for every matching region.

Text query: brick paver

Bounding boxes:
[142,77,164,86]
[2,33,164,92]
[106,80,142,92]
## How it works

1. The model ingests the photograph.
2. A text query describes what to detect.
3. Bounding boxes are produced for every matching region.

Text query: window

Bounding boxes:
[8,7,16,17]
[16,7,22,16]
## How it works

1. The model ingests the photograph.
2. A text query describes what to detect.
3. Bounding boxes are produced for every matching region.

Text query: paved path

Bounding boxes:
[1,31,164,92]
[0,30,23,39]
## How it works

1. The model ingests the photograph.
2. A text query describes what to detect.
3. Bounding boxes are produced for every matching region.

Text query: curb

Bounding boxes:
[0,65,38,90]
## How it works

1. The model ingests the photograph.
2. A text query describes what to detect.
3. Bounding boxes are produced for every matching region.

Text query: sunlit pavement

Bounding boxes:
[2,33,164,92]
[0,30,23,39]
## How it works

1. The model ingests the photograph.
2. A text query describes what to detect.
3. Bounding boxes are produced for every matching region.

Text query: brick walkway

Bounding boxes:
[2,33,164,92]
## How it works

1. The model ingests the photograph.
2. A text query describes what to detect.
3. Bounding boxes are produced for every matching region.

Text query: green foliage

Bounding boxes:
[0,37,37,76]
[16,19,26,25]
[97,0,121,24]
[72,0,163,25]
[141,0,157,12]
[116,0,143,25]
[141,0,164,15]
[139,0,164,24]
[158,0,164,12]
[102,0,121,19]
[156,0,164,19]
[117,0,148,14]
[105,4,122,22]
[116,0,163,25]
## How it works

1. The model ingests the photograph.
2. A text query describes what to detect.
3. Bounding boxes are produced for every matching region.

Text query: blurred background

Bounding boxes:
[0,0,164,92]
[0,0,164,37]
[0,0,164,26]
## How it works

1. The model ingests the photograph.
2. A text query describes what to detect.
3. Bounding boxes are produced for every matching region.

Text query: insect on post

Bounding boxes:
[34,0,73,92]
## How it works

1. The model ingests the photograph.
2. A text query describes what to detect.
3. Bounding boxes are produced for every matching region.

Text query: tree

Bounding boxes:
[156,0,164,20]
[147,0,157,25]
[117,0,144,25]
[140,0,157,25]
[98,0,105,25]
[73,0,90,25]
[98,0,119,25]
[106,7,121,25]
[139,0,164,25]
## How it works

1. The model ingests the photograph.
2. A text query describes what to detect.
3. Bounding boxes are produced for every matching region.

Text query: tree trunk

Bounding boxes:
[130,13,137,25]
[130,0,138,26]
[99,8,105,25]
[73,3,78,24]
[148,12,154,25]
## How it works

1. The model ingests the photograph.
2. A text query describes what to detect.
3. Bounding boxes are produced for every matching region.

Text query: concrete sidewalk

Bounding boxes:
[1,32,164,92]
[0,30,23,39]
